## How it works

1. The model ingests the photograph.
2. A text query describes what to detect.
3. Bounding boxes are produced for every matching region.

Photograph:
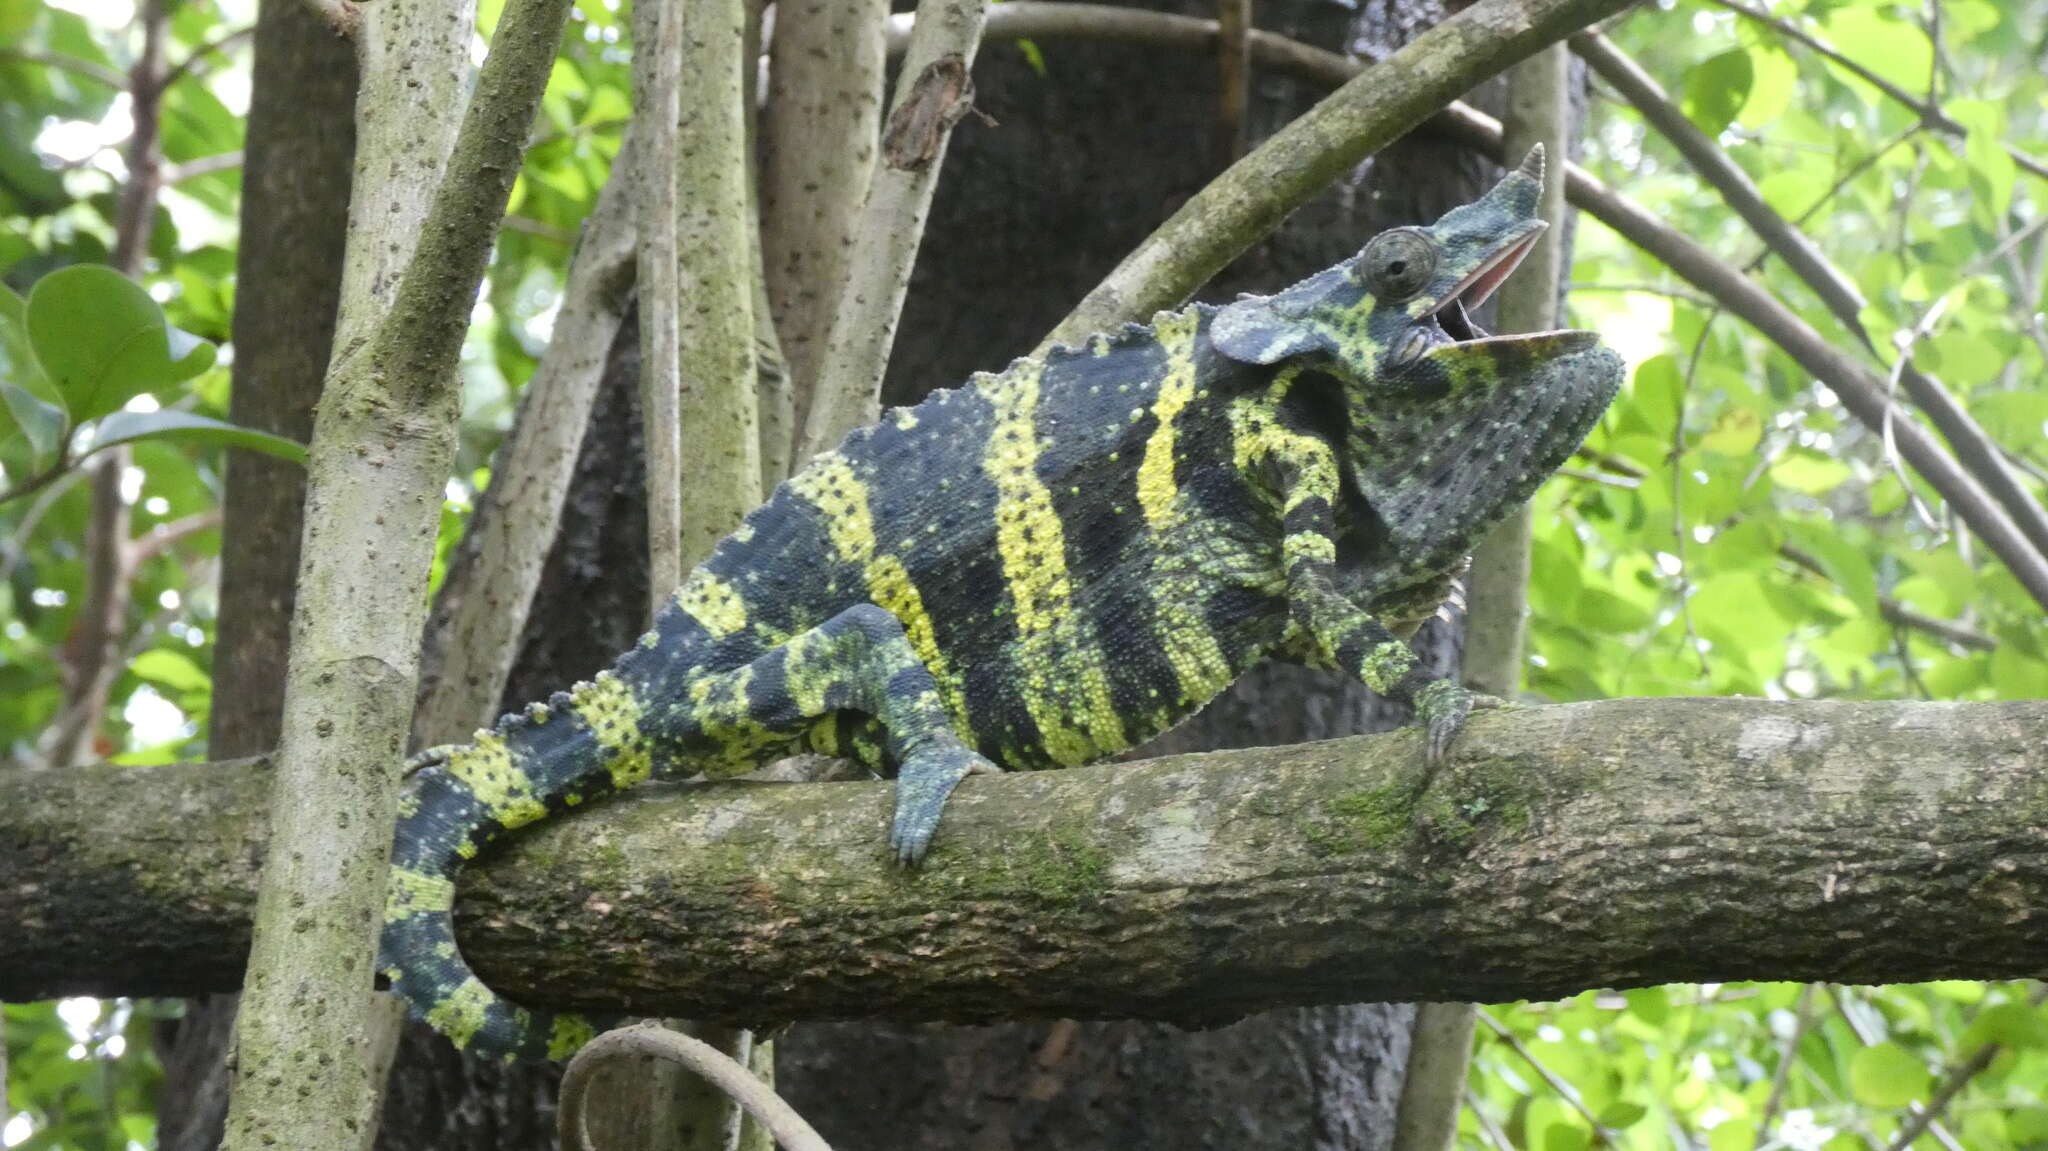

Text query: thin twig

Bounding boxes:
[125,509,222,566]
[1564,280,1713,308]
[1826,987,1967,1151]
[1475,1009,1622,1144]
[1752,983,1819,1150]
[499,214,576,243]
[1671,318,1714,675]
[559,1024,833,1151]
[1463,1090,1515,1151]
[1212,0,1251,166]
[1882,985,2048,1151]
[0,468,84,582]
[1778,545,1996,652]
[164,150,243,184]
[1555,465,1640,489]
[160,24,255,88]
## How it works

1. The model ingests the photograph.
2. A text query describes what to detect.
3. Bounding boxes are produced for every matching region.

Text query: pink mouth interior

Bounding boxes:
[1450,226,1545,313]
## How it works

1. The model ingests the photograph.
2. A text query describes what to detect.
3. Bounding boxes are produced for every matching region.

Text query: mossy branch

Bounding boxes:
[10,700,2048,1020]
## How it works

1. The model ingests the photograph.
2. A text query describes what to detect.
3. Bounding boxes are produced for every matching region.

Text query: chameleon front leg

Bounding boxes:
[679,602,998,863]
[1269,439,1478,762]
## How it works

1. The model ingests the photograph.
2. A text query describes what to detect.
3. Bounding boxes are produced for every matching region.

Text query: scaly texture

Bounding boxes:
[380,153,1624,1060]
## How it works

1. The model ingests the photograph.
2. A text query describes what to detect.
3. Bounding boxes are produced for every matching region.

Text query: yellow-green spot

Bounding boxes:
[426,977,496,1050]
[676,570,748,638]
[445,734,547,830]
[568,672,653,789]
[384,867,455,923]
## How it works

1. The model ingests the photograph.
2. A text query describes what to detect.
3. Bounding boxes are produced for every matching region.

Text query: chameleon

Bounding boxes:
[379,146,1624,1061]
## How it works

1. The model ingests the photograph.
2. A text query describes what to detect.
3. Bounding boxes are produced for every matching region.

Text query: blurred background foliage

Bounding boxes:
[1,0,2044,1145]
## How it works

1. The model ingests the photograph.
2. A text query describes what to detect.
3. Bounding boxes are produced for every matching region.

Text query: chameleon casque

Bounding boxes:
[380,148,1624,1061]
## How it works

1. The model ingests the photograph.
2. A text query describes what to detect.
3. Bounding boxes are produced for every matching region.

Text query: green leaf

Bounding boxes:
[1735,45,1797,128]
[85,409,308,465]
[0,285,68,468]
[24,265,217,423]
[1820,8,1931,95]
[1950,100,2017,228]
[1849,1042,1930,1107]
[1699,408,1762,456]
[1680,50,1754,136]
[1597,1100,1648,1129]
[129,648,210,692]
[1770,449,1851,495]
[1,381,65,467]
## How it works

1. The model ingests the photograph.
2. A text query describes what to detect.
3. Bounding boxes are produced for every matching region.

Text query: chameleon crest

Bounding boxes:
[381,146,1623,1061]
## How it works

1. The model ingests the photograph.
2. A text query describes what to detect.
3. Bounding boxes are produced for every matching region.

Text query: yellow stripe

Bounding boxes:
[1136,308,1200,527]
[791,454,967,729]
[1130,308,1234,706]
[979,358,1126,762]
[981,359,1072,634]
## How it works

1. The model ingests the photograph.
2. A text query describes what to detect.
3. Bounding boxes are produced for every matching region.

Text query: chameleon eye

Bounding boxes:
[1360,229,1438,301]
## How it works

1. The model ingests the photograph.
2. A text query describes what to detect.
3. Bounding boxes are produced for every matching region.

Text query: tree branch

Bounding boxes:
[796,0,992,463]
[1038,0,1635,350]
[10,700,2048,1019]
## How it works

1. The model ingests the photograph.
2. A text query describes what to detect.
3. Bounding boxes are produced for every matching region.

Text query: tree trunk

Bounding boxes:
[154,0,355,1142]
[368,314,651,1150]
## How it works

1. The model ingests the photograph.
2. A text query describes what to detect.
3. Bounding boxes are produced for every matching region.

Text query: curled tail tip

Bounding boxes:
[380,910,604,1062]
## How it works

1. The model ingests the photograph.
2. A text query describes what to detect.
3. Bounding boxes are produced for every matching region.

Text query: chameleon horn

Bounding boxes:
[1516,143,1545,183]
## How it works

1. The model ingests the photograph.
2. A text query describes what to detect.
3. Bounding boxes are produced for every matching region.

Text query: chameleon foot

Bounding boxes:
[890,740,1001,864]
[1411,678,1478,765]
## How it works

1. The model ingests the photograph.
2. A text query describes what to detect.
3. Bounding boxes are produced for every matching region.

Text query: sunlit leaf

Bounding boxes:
[24,266,217,423]
[129,648,211,692]
[1848,1042,1930,1107]
[1680,49,1753,136]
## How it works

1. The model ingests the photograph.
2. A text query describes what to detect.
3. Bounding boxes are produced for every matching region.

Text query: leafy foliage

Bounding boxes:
[0,0,2044,1144]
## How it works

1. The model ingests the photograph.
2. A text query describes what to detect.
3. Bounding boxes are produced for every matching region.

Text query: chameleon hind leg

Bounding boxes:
[676,601,997,862]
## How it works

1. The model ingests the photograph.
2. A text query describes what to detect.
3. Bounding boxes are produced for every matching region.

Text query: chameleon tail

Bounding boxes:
[380,671,654,1061]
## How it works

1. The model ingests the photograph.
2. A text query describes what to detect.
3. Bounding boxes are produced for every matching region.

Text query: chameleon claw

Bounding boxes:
[1411,678,1475,766]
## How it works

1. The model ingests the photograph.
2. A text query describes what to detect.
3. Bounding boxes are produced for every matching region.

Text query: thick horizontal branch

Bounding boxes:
[6,699,2048,1022]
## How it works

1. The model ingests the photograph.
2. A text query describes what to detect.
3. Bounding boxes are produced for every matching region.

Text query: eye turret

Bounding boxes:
[1359,229,1438,302]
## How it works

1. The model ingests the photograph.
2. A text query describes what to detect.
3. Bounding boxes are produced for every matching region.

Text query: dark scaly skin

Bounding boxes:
[380,147,1625,1061]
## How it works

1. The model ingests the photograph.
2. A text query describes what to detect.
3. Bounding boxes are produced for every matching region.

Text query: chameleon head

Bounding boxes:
[1209,145,1623,550]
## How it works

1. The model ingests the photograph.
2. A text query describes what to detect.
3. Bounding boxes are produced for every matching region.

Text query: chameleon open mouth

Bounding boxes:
[1435,224,1545,343]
